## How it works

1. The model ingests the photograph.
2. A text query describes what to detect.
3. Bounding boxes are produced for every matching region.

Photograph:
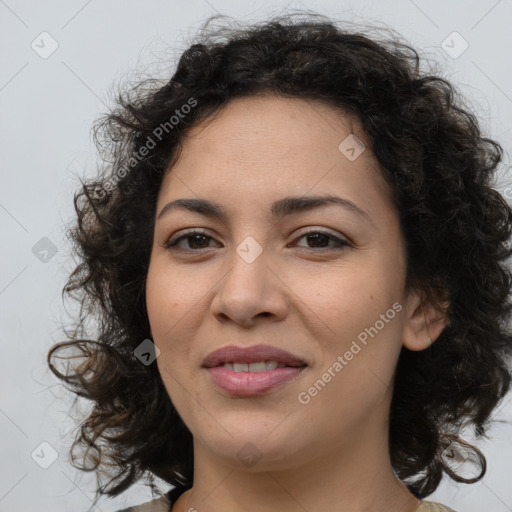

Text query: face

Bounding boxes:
[145,94,420,471]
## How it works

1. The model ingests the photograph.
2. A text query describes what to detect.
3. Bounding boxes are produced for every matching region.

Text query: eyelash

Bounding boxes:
[163,228,351,253]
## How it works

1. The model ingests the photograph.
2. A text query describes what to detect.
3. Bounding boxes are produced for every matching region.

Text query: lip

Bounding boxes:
[202,344,307,368]
[202,344,307,397]
[206,365,306,396]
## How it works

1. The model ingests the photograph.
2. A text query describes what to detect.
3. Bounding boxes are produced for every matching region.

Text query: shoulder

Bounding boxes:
[115,494,171,512]
[417,501,458,512]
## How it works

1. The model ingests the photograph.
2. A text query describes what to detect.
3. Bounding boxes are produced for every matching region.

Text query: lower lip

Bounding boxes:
[205,366,306,396]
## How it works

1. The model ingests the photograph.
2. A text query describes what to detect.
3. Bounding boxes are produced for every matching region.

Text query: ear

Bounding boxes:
[402,288,450,351]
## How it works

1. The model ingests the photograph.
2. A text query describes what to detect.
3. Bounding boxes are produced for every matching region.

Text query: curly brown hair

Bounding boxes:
[47,11,512,509]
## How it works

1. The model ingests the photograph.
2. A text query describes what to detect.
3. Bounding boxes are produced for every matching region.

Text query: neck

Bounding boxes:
[171,407,420,512]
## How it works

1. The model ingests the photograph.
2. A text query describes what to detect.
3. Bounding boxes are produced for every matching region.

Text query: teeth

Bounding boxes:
[224,360,280,372]
[248,361,266,372]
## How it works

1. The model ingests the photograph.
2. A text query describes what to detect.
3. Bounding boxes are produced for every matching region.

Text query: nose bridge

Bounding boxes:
[222,234,270,298]
[212,233,288,323]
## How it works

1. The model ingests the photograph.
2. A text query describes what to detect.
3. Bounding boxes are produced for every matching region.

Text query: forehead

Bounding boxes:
[158,94,394,221]
[175,93,363,161]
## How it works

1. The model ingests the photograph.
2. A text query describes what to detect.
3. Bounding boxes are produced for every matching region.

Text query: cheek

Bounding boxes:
[290,263,405,404]
[145,259,206,338]
[295,284,404,439]
[146,264,188,385]
[145,259,217,397]
[145,262,195,416]
[288,258,403,341]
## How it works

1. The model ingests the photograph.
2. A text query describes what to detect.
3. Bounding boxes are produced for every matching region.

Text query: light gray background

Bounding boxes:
[1,1,512,511]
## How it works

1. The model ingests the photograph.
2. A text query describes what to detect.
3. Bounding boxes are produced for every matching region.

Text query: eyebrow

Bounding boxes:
[157,194,374,226]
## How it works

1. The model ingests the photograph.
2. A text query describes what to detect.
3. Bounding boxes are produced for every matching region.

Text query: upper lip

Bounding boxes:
[202,344,307,368]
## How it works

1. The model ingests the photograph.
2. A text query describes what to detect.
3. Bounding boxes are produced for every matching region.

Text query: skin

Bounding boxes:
[145,93,449,512]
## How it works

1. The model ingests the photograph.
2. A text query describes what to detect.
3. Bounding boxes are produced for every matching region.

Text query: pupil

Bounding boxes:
[307,233,328,247]
[189,234,208,249]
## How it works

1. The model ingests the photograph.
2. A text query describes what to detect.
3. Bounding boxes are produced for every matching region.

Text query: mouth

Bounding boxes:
[202,344,308,396]
[213,360,306,371]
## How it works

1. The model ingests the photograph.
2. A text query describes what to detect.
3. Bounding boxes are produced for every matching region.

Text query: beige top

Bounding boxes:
[116,494,457,511]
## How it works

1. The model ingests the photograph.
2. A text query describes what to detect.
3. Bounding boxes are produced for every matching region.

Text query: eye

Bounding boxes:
[164,229,219,251]
[164,227,351,252]
[292,228,351,251]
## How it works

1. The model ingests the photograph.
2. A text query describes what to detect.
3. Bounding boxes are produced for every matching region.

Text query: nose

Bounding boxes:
[210,247,289,327]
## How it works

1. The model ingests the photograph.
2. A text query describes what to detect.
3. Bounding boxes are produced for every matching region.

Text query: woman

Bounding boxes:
[47,12,512,512]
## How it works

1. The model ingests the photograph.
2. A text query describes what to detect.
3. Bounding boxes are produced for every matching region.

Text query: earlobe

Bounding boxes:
[402,289,450,351]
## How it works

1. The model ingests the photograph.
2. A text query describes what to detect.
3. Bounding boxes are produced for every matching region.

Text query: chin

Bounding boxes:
[198,423,309,471]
